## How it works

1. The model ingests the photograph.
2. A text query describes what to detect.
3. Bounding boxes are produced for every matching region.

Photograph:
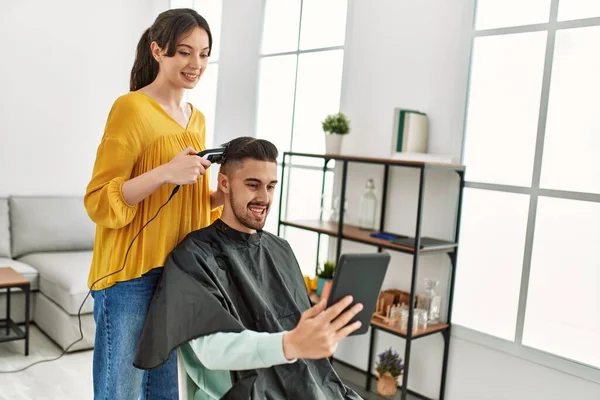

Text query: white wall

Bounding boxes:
[332,1,600,400]
[0,0,170,197]
[213,0,263,147]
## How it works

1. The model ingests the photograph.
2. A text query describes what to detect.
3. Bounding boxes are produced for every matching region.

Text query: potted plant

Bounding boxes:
[375,347,404,396]
[322,112,350,154]
[316,260,335,296]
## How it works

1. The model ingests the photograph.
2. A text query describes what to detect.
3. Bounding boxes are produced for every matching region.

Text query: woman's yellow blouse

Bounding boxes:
[84,91,222,290]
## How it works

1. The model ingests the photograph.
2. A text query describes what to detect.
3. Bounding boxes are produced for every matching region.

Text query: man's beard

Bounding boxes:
[230,190,269,231]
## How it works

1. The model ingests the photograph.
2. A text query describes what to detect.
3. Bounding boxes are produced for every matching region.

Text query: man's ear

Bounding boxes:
[218,172,230,194]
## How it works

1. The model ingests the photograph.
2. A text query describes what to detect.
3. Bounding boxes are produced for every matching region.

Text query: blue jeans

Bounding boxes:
[91,268,178,400]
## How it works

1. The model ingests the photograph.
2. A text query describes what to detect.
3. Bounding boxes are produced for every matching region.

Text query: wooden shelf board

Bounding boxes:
[308,291,449,340]
[280,220,457,254]
[284,151,465,171]
[370,318,449,338]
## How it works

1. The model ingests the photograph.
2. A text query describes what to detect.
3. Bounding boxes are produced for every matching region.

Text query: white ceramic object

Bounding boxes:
[325,134,343,154]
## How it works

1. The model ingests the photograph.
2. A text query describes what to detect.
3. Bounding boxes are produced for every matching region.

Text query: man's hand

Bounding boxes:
[283,296,363,360]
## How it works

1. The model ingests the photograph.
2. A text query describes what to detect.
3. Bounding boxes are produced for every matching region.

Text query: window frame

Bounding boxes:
[257,0,349,239]
[457,0,600,383]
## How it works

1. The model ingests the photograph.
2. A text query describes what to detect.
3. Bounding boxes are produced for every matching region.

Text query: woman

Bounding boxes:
[84,8,222,399]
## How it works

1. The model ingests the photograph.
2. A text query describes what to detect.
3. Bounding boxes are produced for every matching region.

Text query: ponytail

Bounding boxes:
[130,28,159,91]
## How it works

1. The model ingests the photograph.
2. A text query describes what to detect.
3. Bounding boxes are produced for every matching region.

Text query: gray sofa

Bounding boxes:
[0,196,96,352]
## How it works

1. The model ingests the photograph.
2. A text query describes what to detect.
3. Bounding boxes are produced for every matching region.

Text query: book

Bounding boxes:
[392,108,429,154]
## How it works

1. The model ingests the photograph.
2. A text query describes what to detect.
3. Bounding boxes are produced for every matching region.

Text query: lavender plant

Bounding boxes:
[376,347,404,378]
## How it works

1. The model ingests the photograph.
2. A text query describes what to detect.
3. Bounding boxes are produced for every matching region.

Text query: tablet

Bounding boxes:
[326,252,391,336]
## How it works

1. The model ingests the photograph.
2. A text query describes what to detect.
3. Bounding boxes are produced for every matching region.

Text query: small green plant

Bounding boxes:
[322,112,350,135]
[376,348,404,378]
[317,260,336,279]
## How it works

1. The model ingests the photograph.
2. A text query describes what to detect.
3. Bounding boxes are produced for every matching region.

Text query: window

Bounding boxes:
[453,188,530,341]
[524,196,600,368]
[557,0,600,21]
[457,1,600,375]
[474,0,551,30]
[170,0,223,148]
[256,0,348,276]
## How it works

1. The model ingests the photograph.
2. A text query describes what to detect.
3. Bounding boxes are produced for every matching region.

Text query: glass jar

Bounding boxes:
[330,195,348,223]
[358,178,378,230]
[417,279,441,324]
[389,305,402,326]
[400,306,418,334]
[416,308,428,330]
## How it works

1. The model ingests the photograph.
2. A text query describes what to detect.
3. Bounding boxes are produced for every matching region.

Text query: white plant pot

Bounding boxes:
[325,134,344,154]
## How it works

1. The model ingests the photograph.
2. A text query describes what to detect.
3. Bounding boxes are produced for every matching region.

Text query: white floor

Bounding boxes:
[0,325,93,400]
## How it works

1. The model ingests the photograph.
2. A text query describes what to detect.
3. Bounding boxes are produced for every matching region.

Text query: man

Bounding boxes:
[134,137,363,399]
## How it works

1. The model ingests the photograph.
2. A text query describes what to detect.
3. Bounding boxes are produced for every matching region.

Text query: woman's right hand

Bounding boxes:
[160,147,212,185]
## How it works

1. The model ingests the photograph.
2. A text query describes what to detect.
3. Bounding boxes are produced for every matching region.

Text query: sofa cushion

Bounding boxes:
[18,251,93,315]
[0,258,39,291]
[0,198,10,258]
[9,196,96,258]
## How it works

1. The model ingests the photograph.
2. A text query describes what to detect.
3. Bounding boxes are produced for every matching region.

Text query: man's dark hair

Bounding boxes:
[220,137,278,175]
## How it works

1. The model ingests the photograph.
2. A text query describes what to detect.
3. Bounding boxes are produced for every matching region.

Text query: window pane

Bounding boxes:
[462,32,546,187]
[284,227,329,278]
[453,188,529,340]
[558,0,600,21]
[188,64,219,149]
[523,197,600,368]
[540,26,600,194]
[280,167,335,277]
[291,50,344,165]
[256,55,297,159]
[194,0,223,62]
[474,0,551,30]
[261,0,301,54]
[299,0,348,50]
[284,167,333,221]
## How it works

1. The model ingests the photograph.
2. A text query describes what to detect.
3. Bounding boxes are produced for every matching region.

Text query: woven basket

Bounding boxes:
[377,372,399,396]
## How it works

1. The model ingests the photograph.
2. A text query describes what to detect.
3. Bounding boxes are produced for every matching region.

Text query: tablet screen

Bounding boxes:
[326,252,391,336]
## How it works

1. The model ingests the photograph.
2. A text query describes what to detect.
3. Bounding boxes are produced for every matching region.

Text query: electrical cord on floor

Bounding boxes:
[0,185,181,374]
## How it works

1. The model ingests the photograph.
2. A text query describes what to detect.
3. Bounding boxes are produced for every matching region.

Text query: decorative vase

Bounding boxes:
[377,372,399,397]
[325,134,343,154]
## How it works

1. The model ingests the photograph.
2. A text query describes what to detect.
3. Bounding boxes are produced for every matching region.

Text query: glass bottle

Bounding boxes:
[358,178,377,230]
[417,279,441,324]
[330,195,348,223]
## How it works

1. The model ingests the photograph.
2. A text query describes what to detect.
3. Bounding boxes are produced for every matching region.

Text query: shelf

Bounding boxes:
[371,318,449,339]
[280,220,457,255]
[283,151,465,172]
[280,147,464,400]
[309,292,449,340]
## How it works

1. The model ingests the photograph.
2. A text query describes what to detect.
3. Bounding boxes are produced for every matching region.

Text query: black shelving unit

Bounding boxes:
[277,151,465,400]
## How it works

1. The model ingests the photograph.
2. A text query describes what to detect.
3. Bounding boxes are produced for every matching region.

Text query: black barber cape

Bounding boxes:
[133,219,362,400]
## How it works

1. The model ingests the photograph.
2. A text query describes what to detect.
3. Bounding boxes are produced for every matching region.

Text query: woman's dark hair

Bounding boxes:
[221,137,279,174]
[130,8,212,91]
